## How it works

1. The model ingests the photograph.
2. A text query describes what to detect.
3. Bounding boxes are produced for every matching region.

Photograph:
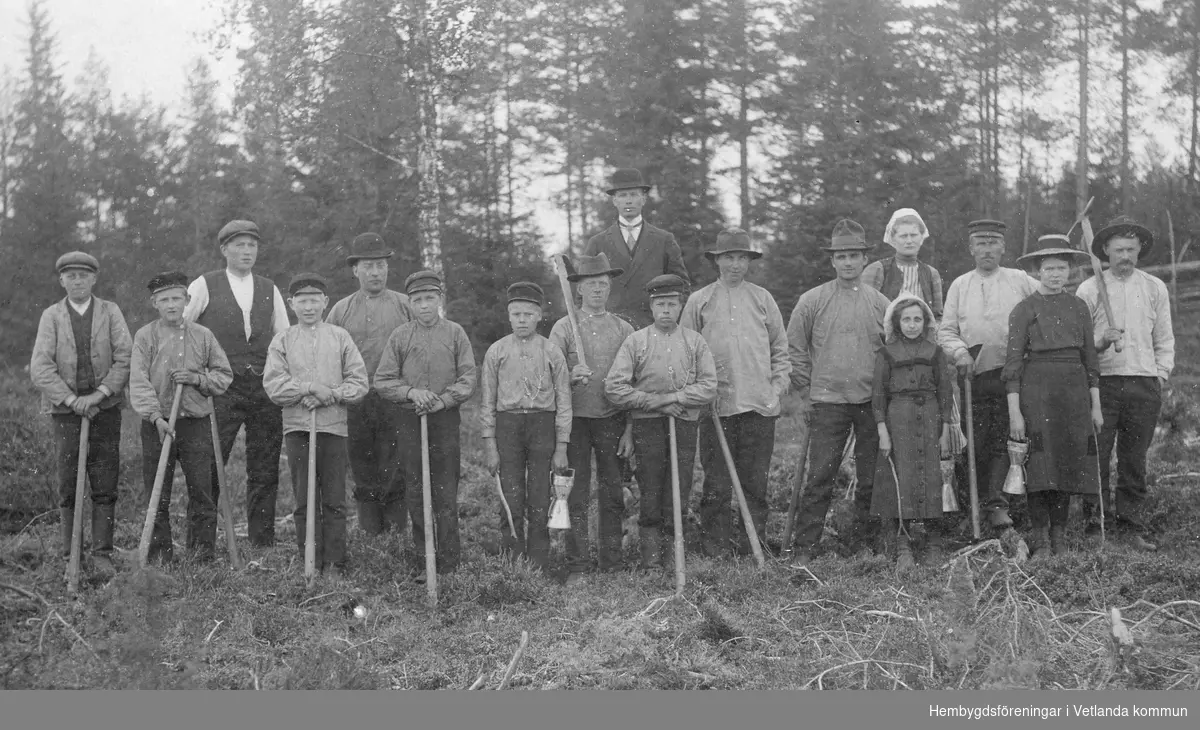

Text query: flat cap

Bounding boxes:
[645,273,689,299]
[288,272,329,297]
[147,271,189,295]
[405,270,444,295]
[507,281,545,306]
[345,232,394,266]
[967,219,1007,240]
[218,219,261,247]
[822,219,872,252]
[55,251,99,274]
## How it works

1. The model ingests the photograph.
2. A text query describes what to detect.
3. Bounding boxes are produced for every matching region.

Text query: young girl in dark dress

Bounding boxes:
[873,295,953,570]
[1003,234,1103,558]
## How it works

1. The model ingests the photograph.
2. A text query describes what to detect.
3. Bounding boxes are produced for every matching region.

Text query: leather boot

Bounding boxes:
[1029,527,1051,560]
[60,508,74,558]
[924,531,945,566]
[1049,525,1067,557]
[91,503,116,575]
[357,501,385,536]
[639,527,662,570]
[896,539,915,572]
[383,499,408,536]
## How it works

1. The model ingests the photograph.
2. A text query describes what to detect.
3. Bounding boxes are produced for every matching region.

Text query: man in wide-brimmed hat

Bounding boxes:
[785,219,891,564]
[549,253,635,580]
[325,233,413,537]
[184,219,291,547]
[682,229,790,558]
[938,219,1038,534]
[583,168,690,329]
[1076,216,1174,551]
[30,252,133,574]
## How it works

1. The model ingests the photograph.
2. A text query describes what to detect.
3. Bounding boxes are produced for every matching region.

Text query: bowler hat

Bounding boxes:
[345,233,394,266]
[604,168,652,195]
[147,271,189,295]
[1091,215,1154,261]
[289,272,329,296]
[567,253,625,282]
[703,228,762,261]
[1016,234,1088,267]
[507,281,545,306]
[218,219,261,247]
[821,219,872,253]
[405,270,444,295]
[967,219,1007,241]
[55,251,99,274]
[645,273,689,299]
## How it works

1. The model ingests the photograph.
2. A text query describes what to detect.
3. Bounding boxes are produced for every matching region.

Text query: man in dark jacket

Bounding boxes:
[583,168,690,329]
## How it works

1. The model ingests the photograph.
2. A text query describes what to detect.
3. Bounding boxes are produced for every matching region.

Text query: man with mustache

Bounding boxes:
[1076,216,1174,551]
[325,233,413,537]
[184,220,291,548]
[938,219,1038,534]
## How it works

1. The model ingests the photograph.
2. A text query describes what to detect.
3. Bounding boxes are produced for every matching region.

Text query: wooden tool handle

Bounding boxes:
[554,254,589,371]
[138,383,185,567]
[421,414,437,607]
[711,410,765,568]
[208,396,242,570]
[668,416,685,597]
[304,409,318,582]
[65,415,91,593]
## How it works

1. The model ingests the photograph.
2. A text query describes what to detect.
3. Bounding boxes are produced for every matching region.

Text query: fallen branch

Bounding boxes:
[50,610,100,660]
[0,581,50,607]
[802,659,930,690]
[204,620,224,644]
[1156,472,1200,481]
[786,564,825,586]
[468,673,486,690]
[496,630,529,690]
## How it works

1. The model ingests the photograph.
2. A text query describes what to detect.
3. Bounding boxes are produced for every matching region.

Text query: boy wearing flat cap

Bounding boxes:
[30,252,133,571]
[130,272,233,563]
[786,219,891,564]
[480,281,572,572]
[682,229,790,558]
[326,232,413,537]
[375,271,477,577]
[263,274,370,578]
[184,219,290,548]
[606,274,717,571]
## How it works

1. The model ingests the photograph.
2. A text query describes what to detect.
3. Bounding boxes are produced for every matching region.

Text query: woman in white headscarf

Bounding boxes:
[863,208,945,319]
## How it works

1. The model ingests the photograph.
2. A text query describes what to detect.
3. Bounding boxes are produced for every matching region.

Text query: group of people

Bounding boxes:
[29,167,1175,585]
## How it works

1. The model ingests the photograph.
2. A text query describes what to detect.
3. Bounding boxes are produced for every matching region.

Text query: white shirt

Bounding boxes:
[896,261,922,300]
[67,297,92,316]
[938,267,1038,375]
[619,215,643,249]
[183,269,290,340]
[1076,268,1174,380]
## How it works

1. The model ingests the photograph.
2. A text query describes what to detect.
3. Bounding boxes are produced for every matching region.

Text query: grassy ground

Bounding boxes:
[2,325,1200,689]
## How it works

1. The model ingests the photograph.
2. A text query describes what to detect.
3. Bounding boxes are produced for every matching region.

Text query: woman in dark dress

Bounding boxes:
[1003,234,1103,558]
[873,295,953,570]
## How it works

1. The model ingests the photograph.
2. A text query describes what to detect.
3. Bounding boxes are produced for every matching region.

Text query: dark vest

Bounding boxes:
[880,258,941,316]
[68,299,97,393]
[197,270,275,373]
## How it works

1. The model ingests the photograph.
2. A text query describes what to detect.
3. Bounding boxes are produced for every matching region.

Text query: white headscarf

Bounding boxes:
[883,295,936,343]
[884,208,929,248]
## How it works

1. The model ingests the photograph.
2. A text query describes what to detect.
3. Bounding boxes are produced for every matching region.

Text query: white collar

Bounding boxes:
[67,297,93,315]
[619,216,644,228]
[226,268,253,281]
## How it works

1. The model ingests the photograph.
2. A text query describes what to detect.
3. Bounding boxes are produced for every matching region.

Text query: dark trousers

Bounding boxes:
[1085,376,1162,523]
[565,414,627,572]
[397,408,461,573]
[632,417,698,532]
[700,411,776,553]
[285,431,348,570]
[1029,491,1069,530]
[347,392,405,507]
[495,411,556,570]
[793,402,878,551]
[141,416,217,562]
[964,370,1011,515]
[211,372,283,546]
[54,405,122,509]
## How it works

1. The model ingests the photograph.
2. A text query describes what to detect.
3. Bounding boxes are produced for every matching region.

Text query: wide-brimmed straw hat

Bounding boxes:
[1016,234,1088,267]
[1091,215,1154,261]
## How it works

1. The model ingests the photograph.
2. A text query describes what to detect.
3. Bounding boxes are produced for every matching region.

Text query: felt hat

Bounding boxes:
[405,270,444,295]
[55,251,99,274]
[345,232,394,266]
[645,273,689,299]
[1016,234,1088,267]
[288,272,329,296]
[821,219,872,252]
[883,295,936,342]
[507,281,545,306]
[147,271,189,295]
[567,253,625,282]
[218,219,261,247]
[967,219,1007,242]
[1091,215,1154,262]
[604,168,652,195]
[703,228,762,260]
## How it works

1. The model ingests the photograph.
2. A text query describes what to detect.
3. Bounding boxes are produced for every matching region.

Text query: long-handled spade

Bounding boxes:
[420,414,437,608]
[138,384,185,568]
[780,415,811,561]
[304,409,318,586]
[208,396,242,570]
[668,416,686,597]
[711,410,765,568]
[65,415,91,593]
